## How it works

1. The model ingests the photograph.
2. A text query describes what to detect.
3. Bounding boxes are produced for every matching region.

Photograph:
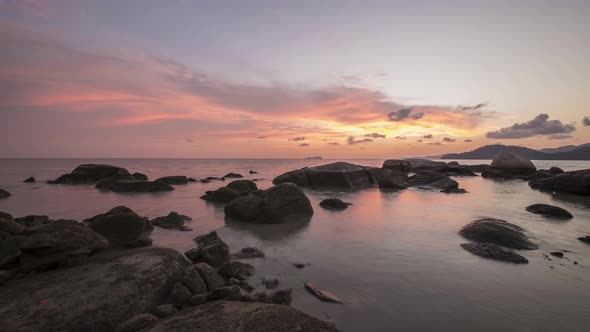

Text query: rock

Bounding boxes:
[482,152,536,179]
[269,289,292,305]
[188,177,197,182]
[193,263,226,291]
[293,263,306,269]
[549,167,564,174]
[207,286,242,301]
[226,180,258,193]
[373,170,410,190]
[228,278,240,285]
[223,173,243,178]
[115,314,159,332]
[0,268,17,285]
[14,215,50,227]
[96,179,175,193]
[180,265,208,295]
[49,164,135,184]
[273,162,373,189]
[23,177,36,183]
[201,187,242,203]
[86,206,153,248]
[459,218,538,250]
[249,170,257,174]
[189,231,230,267]
[189,294,208,306]
[526,204,573,219]
[218,261,255,280]
[460,242,528,264]
[0,211,13,220]
[466,164,490,173]
[440,188,467,194]
[167,282,193,308]
[529,169,590,196]
[145,301,340,332]
[0,234,20,269]
[0,217,26,235]
[0,189,11,199]
[156,176,189,185]
[319,198,351,211]
[225,183,314,223]
[382,159,411,173]
[16,219,109,272]
[403,159,446,172]
[550,251,564,258]
[262,277,279,289]
[151,212,191,229]
[232,247,265,259]
[132,172,148,181]
[0,247,188,332]
[409,171,459,190]
[304,282,343,304]
[200,179,211,183]
[151,304,178,319]
[578,236,590,244]
[239,280,255,293]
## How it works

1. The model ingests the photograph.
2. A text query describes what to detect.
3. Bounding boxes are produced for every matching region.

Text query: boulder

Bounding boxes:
[156,176,189,185]
[14,215,50,228]
[86,207,153,248]
[0,189,11,199]
[403,159,447,172]
[382,159,411,173]
[96,179,175,193]
[193,263,225,291]
[218,261,255,280]
[460,242,528,264]
[466,164,490,173]
[207,286,242,302]
[151,212,191,230]
[273,162,373,189]
[0,211,13,220]
[529,169,590,196]
[482,152,536,179]
[49,164,135,184]
[133,172,149,181]
[409,172,459,190]
[167,282,193,308]
[304,282,343,304]
[151,304,178,319]
[0,217,26,235]
[578,236,590,244]
[223,173,243,178]
[364,167,410,190]
[201,187,241,203]
[23,177,36,183]
[549,167,564,174]
[188,231,230,267]
[115,314,159,332]
[0,233,20,269]
[180,265,208,295]
[145,301,339,332]
[459,218,538,250]
[0,247,188,332]
[232,247,265,259]
[526,204,573,219]
[226,180,258,193]
[319,198,351,211]
[225,183,314,223]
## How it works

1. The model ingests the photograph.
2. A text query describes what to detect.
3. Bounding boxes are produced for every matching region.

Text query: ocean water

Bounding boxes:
[1,158,590,331]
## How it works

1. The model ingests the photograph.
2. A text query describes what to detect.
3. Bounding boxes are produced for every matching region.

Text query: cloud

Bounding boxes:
[486,114,575,139]
[364,132,386,139]
[583,117,590,126]
[458,103,488,111]
[289,136,305,141]
[547,134,573,140]
[443,137,456,142]
[423,134,433,139]
[387,108,424,122]
[298,143,310,147]
[464,139,473,142]
[394,136,406,139]
[347,136,373,145]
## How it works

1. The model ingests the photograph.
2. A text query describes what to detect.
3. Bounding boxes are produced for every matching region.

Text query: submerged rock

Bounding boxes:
[459,218,538,250]
[526,204,573,219]
[49,164,135,184]
[155,176,189,185]
[0,189,11,199]
[23,177,36,183]
[86,206,153,248]
[232,247,265,259]
[529,169,590,196]
[460,242,528,264]
[319,198,351,211]
[188,231,230,267]
[96,179,175,193]
[304,282,343,304]
[223,173,244,178]
[151,212,191,230]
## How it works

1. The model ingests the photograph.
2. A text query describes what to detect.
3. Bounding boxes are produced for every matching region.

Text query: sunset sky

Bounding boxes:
[1,0,589,158]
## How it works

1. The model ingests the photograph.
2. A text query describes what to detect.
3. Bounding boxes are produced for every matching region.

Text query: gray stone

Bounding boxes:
[194,263,225,291]
[526,204,573,219]
[459,218,538,250]
[86,207,153,248]
[460,242,528,264]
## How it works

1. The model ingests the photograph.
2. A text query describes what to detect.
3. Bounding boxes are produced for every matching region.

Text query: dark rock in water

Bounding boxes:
[207,286,242,302]
[249,170,257,174]
[96,179,175,193]
[0,247,188,332]
[526,204,573,219]
[188,177,197,182]
[132,172,148,181]
[49,164,135,184]
[223,173,244,178]
[274,162,373,190]
[189,231,230,267]
[14,215,50,228]
[0,211,13,220]
[459,218,538,250]
[167,282,193,308]
[364,167,409,190]
[578,236,590,244]
[319,198,351,211]
[115,313,159,332]
[304,282,343,304]
[200,179,211,183]
[226,180,258,193]
[482,151,536,179]
[201,187,242,203]
[86,206,153,248]
[218,261,255,280]
[151,212,191,229]
[262,276,280,289]
[529,169,590,196]
[233,247,265,259]
[460,242,528,264]
[0,189,11,199]
[155,176,189,185]
[23,177,36,183]
[466,164,490,173]
[440,188,467,194]
[293,263,306,269]
[225,183,314,223]
[403,159,446,172]
[151,304,178,319]
[409,171,459,190]
[550,251,564,258]
[0,217,26,235]
[145,301,340,332]
[193,262,225,291]
[549,167,564,174]
[382,159,412,173]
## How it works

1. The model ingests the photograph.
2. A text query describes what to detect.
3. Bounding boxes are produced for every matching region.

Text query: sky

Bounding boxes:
[0,0,589,158]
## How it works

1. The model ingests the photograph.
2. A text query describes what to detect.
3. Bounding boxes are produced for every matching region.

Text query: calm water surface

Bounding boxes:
[1,159,590,331]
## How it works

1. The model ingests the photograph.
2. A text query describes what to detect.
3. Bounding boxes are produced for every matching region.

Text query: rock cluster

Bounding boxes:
[48,164,141,184]
[529,169,590,196]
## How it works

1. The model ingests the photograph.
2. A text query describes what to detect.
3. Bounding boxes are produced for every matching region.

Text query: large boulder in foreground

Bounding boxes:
[529,169,590,196]
[482,152,536,179]
[86,206,153,248]
[225,183,314,223]
[48,164,138,184]
[526,204,573,219]
[459,218,538,250]
[146,301,339,332]
[273,162,373,189]
[96,179,175,193]
[0,248,188,332]
[460,242,529,264]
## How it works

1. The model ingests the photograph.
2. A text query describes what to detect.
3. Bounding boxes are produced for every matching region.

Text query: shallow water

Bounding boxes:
[1,158,590,331]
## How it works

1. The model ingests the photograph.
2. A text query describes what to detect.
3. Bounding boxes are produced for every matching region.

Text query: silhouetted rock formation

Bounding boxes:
[529,169,590,196]
[481,151,536,179]
[96,179,175,193]
[155,176,189,185]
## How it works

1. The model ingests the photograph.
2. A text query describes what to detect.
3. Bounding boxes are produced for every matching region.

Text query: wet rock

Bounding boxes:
[526,204,573,219]
[459,218,538,250]
[151,304,178,319]
[409,171,459,190]
[0,189,11,199]
[466,164,490,173]
[189,231,230,267]
[482,152,536,179]
[319,198,351,211]
[549,167,564,174]
[23,177,36,183]
[207,285,242,302]
[0,247,188,332]
[225,183,314,223]
[96,179,175,193]
[382,159,411,173]
[180,265,208,295]
[132,172,148,181]
[167,282,193,309]
[86,206,153,248]
[578,236,590,244]
[304,282,343,304]
[460,242,528,264]
[0,217,26,235]
[145,301,340,332]
[155,176,189,185]
[193,263,225,291]
[151,212,191,230]
[232,247,265,259]
[274,162,373,189]
[0,211,13,220]
[218,261,255,280]
[249,170,257,174]
[529,169,590,196]
[550,251,564,258]
[262,276,280,289]
[440,188,467,194]
[201,187,242,203]
[226,180,258,193]
[115,314,159,332]
[49,164,135,184]
[188,177,197,182]
[223,173,244,178]
[14,215,50,228]
[293,263,306,269]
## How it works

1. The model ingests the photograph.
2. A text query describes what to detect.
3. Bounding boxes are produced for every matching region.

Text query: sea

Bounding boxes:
[1,158,589,331]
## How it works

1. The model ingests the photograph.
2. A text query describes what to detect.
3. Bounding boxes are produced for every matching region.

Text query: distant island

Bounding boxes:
[441,143,590,160]
[305,156,323,160]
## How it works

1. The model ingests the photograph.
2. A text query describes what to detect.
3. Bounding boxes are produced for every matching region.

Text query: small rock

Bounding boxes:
[526,204,573,219]
[180,265,207,295]
[189,294,208,306]
[223,173,243,178]
[440,188,467,194]
[219,261,255,280]
[155,176,189,185]
[262,277,280,289]
[14,215,50,227]
[239,281,254,293]
[193,263,225,291]
[304,282,343,304]
[151,212,191,230]
[460,242,528,264]
[228,278,240,286]
[132,172,148,181]
[269,289,292,305]
[550,251,564,258]
[459,218,538,250]
[200,187,241,203]
[249,170,257,174]
[188,178,197,182]
[115,313,158,332]
[319,198,351,211]
[293,263,306,269]
[190,231,230,267]
[23,177,36,183]
[233,247,265,259]
[0,189,11,199]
